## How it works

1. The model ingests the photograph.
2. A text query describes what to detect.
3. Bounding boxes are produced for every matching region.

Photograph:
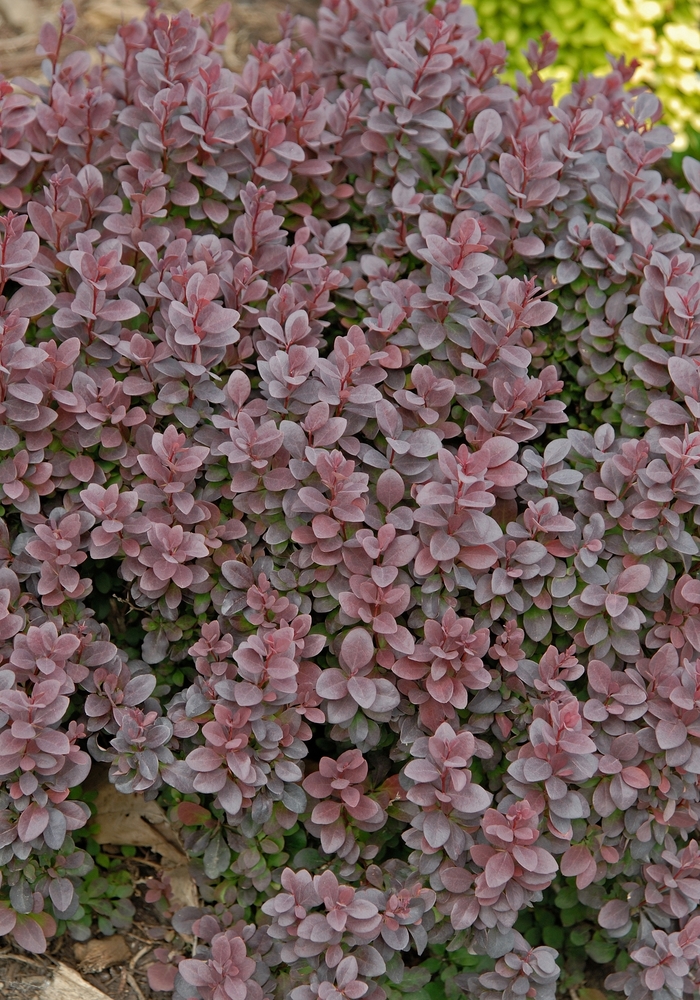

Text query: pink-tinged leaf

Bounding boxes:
[521,301,557,326]
[8,286,55,317]
[148,963,178,992]
[668,356,699,394]
[512,845,539,870]
[416,482,455,505]
[605,593,628,618]
[473,109,502,147]
[176,802,211,826]
[340,629,375,670]
[68,456,95,482]
[454,783,492,814]
[384,535,421,567]
[451,893,479,930]
[347,794,380,823]
[621,766,650,789]
[376,469,405,509]
[630,946,662,968]
[386,626,415,654]
[423,811,451,848]
[477,437,519,467]
[179,959,214,987]
[644,967,666,991]
[599,899,631,930]
[123,673,157,706]
[430,530,460,561]
[186,747,223,772]
[533,847,559,876]
[49,877,74,912]
[311,800,342,825]
[655,718,687,750]
[440,867,473,893]
[586,659,611,691]
[347,675,376,709]
[615,564,651,594]
[18,802,49,842]
[404,759,441,784]
[681,578,700,605]
[12,916,47,953]
[302,771,332,799]
[315,668,348,700]
[320,819,347,854]
[513,236,545,257]
[561,845,593,877]
[296,487,329,513]
[98,299,141,322]
[0,903,16,935]
[558,732,596,755]
[647,399,691,425]
[484,851,514,888]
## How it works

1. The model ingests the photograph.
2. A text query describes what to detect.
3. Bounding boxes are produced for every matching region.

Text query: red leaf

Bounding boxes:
[484,851,515,888]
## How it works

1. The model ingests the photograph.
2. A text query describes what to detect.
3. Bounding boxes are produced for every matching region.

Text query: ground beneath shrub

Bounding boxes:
[0,0,320,80]
[0,834,192,1000]
[0,927,156,1000]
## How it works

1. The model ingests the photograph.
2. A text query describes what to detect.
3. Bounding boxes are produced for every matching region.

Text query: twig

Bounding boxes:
[126,969,147,1000]
[0,954,46,968]
[125,930,158,946]
[129,945,153,970]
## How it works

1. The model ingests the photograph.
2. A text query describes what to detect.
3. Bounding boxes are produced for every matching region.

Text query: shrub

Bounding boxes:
[0,1,699,998]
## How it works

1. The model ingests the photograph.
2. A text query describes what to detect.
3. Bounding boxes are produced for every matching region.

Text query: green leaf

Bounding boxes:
[88,899,114,917]
[535,908,556,927]
[203,834,231,879]
[523,606,552,642]
[424,982,448,1000]
[561,903,587,926]
[400,966,432,990]
[524,926,541,946]
[542,925,564,949]
[293,848,323,869]
[85,877,109,898]
[555,886,578,909]
[586,934,617,964]
[570,928,591,947]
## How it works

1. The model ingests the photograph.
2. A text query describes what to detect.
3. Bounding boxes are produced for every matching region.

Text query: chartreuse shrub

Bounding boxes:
[2,0,700,998]
[470,0,700,150]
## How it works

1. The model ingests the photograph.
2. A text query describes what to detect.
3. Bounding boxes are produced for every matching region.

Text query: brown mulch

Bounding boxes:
[0,930,158,1000]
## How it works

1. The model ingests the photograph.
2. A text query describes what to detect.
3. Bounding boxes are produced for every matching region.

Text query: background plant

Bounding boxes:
[469,0,700,154]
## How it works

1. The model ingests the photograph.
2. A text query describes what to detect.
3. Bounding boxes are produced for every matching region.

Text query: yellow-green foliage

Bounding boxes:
[470,0,700,149]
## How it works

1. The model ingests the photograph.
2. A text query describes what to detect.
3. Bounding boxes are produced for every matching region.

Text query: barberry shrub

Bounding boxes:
[0,0,699,997]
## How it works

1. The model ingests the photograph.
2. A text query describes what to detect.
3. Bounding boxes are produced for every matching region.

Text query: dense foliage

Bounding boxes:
[470,0,700,151]
[0,1,699,998]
